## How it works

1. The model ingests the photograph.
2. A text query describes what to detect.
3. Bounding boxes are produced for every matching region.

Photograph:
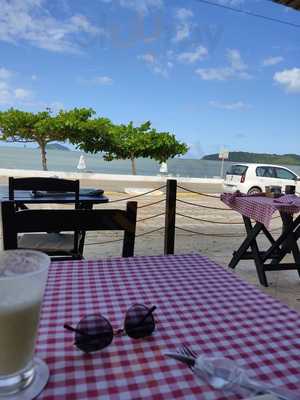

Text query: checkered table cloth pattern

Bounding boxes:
[37,254,300,399]
[221,193,300,227]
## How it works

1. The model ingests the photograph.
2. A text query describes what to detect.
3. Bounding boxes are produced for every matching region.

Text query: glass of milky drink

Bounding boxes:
[0,250,50,398]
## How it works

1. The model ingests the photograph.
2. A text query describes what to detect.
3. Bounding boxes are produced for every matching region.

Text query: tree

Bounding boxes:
[74,120,188,175]
[0,108,112,171]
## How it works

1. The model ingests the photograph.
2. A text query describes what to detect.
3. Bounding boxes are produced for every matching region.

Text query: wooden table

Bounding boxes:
[36,253,300,399]
[0,187,109,208]
[221,193,300,287]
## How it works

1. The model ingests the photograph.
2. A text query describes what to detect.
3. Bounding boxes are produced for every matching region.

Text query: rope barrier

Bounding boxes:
[137,199,165,209]
[135,227,164,237]
[176,212,244,225]
[108,185,166,203]
[85,237,124,246]
[85,227,164,246]
[177,185,220,198]
[177,198,232,211]
[175,226,243,238]
[137,212,165,223]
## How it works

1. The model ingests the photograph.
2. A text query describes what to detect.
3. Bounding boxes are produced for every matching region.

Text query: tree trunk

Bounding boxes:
[130,157,137,175]
[39,142,48,171]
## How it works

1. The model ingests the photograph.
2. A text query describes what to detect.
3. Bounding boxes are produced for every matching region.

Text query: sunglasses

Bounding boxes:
[64,304,156,353]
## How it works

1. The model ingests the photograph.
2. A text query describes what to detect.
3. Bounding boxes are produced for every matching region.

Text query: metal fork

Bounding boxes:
[180,344,198,363]
[177,345,298,400]
[179,344,234,391]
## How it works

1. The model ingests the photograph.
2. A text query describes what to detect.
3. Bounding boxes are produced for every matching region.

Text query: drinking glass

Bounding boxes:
[0,250,50,398]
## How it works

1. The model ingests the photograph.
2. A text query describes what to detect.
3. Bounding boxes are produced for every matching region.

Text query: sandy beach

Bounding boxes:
[1,174,300,312]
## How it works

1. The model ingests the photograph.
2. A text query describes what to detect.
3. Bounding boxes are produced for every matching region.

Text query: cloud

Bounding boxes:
[227,49,247,71]
[101,0,163,15]
[184,142,204,158]
[0,67,13,80]
[138,53,172,77]
[196,67,232,81]
[14,88,32,99]
[216,0,244,5]
[209,100,251,110]
[175,8,194,20]
[177,46,208,64]
[262,56,284,67]
[274,68,300,93]
[139,53,156,64]
[79,75,114,86]
[196,48,251,81]
[0,66,33,105]
[0,0,104,53]
[93,76,114,85]
[173,8,194,43]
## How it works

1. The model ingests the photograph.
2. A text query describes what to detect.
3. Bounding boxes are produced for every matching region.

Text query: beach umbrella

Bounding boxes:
[77,155,86,170]
[159,162,168,174]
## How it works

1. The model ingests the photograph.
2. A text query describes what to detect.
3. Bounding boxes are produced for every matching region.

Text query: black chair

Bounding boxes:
[8,177,81,260]
[8,177,80,203]
[1,201,137,258]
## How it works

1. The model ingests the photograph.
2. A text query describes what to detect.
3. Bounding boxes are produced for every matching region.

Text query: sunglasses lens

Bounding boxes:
[75,314,113,353]
[124,304,155,339]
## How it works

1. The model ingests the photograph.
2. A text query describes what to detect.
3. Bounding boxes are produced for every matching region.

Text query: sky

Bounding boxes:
[0,0,299,158]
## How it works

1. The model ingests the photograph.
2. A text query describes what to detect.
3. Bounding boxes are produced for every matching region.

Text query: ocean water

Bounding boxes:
[1,146,300,179]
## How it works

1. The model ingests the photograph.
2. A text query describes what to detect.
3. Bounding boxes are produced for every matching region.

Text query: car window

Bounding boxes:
[226,165,248,176]
[275,168,296,180]
[256,166,275,178]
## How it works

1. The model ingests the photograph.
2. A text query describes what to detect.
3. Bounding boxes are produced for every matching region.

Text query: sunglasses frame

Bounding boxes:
[64,304,156,353]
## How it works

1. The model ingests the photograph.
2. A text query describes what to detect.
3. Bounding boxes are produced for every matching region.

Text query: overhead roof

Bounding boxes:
[273,0,300,10]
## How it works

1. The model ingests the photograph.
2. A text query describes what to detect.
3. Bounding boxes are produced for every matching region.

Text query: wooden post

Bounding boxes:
[164,179,177,255]
[1,201,18,250]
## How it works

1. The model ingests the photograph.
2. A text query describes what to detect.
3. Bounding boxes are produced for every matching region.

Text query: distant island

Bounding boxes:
[202,151,300,166]
[46,143,70,151]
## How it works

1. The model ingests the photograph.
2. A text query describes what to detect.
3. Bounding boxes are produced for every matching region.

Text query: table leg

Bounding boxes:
[281,214,300,277]
[243,217,268,287]
[229,219,263,269]
[77,202,94,257]
[267,214,300,277]
[261,225,275,245]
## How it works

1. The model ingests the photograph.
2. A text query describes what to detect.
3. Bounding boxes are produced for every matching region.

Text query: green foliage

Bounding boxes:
[203,151,300,166]
[146,129,189,163]
[0,108,188,174]
[0,107,112,170]
[73,120,188,174]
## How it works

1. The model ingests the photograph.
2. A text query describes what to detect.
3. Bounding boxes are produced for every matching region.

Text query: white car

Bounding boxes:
[223,163,300,195]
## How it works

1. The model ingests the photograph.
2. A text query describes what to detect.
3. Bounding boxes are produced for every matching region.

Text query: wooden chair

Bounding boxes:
[9,177,80,204]
[8,177,81,260]
[1,201,137,258]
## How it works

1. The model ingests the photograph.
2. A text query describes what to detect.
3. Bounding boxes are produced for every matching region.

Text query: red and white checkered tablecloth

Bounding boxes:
[36,253,300,400]
[221,193,300,227]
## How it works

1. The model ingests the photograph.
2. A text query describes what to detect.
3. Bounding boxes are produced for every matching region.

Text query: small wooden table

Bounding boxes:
[221,193,300,286]
[0,187,109,209]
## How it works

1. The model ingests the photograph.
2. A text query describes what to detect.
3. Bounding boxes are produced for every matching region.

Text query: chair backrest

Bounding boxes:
[9,177,80,206]
[1,201,137,257]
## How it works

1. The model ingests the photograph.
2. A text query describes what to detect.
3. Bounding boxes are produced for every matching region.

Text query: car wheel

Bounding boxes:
[247,187,262,195]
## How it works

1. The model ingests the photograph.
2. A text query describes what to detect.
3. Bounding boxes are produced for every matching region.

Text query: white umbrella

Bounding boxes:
[159,162,168,174]
[77,155,86,170]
